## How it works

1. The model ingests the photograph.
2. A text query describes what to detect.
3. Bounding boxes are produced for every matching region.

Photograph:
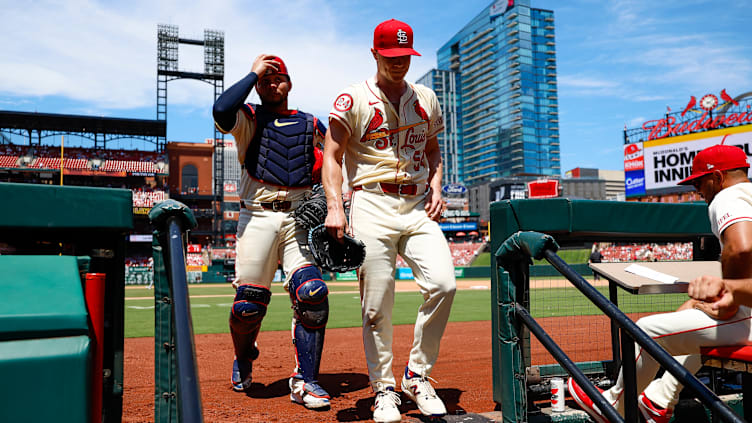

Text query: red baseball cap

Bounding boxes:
[678,144,750,185]
[373,19,421,57]
[263,56,290,80]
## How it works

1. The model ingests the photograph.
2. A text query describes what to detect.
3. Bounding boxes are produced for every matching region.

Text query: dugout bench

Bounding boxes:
[0,182,132,423]
[489,199,724,422]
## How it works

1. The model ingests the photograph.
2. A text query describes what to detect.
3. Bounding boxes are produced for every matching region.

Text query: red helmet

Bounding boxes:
[266,56,290,80]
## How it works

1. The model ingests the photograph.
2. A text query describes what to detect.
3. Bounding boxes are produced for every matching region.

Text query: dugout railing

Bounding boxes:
[149,200,203,423]
[497,231,744,423]
[489,199,743,422]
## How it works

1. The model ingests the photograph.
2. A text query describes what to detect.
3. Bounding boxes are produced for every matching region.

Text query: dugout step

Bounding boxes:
[401,411,504,422]
[530,394,746,422]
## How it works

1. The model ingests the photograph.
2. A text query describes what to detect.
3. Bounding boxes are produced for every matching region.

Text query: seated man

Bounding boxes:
[568,144,752,423]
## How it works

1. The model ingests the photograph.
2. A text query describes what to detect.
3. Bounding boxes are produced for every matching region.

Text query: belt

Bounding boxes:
[240,200,293,212]
[353,182,428,196]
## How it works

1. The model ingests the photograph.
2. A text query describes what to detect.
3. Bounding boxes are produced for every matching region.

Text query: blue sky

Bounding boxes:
[2,0,751,173]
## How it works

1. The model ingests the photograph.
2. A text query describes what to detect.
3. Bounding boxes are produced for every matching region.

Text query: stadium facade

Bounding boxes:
[419,0,560,186]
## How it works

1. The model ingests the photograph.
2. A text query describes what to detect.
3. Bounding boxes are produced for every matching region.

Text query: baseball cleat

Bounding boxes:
[231,357,252,392]
[567,377,607,423]
[400,367,446,417]
[373,387,402,423]
[638,392,673,423]
[289,375,331,409]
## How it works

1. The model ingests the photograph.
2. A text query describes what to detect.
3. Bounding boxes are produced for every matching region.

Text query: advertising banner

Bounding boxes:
[397,268,414,280]
[643,126,752,190]
[439,222,478,231]
[336,270,358,281]
[624,170,646,197]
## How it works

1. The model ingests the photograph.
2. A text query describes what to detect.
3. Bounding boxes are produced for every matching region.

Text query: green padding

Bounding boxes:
[0,256,88,340]
[503,199,711,237]
[0,336,90,422]
[0,182,132,229]
[496,231,560,265]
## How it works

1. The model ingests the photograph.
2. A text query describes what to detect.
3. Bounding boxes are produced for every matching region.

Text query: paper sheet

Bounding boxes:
[624,264,679,284]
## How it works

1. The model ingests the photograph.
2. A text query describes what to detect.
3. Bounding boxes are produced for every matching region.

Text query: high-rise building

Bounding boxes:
[416,69,462,184]
[434,0,560,184]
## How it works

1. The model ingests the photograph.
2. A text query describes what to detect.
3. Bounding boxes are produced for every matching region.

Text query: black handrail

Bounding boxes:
[543,249,744,423]
[165,216,203,423]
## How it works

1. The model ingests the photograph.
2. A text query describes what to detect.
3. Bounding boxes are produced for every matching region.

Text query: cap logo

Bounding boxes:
[707,164,714,169]
[396,29,408,44]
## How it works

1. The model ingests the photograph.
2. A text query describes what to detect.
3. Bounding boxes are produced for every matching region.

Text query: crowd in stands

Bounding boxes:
[0,143,167,173]
[395,240,486,268]
[125,255,152,268]
[132,188,168,208]
[597,242,693,262]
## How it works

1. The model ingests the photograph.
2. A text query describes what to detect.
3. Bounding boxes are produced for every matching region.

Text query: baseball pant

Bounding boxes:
[349,189,457,391]
[603,306,752,413]
[235,208,314,289]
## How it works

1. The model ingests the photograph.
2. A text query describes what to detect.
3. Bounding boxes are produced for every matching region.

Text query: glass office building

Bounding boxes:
[435,0,560,184]
[416,69,463,184]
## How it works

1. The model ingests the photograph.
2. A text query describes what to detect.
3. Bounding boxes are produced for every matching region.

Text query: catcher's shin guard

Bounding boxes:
[288,265,328,382]
[229,283,271,361]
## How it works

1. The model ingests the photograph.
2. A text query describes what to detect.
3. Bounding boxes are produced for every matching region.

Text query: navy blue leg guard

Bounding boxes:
[229,283,271,362]
[288,266,328,382]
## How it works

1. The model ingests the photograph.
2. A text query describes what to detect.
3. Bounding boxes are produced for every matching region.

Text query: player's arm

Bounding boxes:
[322,119,350,240]
[212,54,280,131]
[688,221,752,317]
[423,134,444,221]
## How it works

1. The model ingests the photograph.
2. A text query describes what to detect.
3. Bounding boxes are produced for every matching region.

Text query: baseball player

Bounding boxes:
[212,54,331,409]
[322,19,456,423]
[568,144,752,423]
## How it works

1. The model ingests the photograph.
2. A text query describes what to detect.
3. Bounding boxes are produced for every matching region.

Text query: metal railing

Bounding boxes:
[496,231,745,423]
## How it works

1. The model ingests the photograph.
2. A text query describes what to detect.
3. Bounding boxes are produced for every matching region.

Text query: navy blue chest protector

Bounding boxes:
[244,105,315,187]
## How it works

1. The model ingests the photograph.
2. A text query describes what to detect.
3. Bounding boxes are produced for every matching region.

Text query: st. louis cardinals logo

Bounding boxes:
[397,29,408,44]
[360,109,385,143]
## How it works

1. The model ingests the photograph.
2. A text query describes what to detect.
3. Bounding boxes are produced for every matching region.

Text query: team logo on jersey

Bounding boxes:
[413,100,429,122]
[334,93,353,112]
[361,109,385,143]
[397,29,408,44]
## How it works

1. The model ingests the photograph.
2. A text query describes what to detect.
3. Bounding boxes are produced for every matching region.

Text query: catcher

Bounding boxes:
[212,54,339,409]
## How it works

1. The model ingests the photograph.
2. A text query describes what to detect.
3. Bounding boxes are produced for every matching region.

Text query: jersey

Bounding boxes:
[218,103,326,205]
[708,182,752,248]
[328,77,444,188]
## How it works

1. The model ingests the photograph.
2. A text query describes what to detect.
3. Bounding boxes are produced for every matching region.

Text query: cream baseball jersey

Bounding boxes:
[329,77,444,187]
[709,182,752,246]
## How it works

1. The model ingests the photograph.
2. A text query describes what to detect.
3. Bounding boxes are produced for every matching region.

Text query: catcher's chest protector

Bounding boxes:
[245,105,315,187]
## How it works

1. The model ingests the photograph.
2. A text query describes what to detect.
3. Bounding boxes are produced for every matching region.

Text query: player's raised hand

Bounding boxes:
[251,54,280,77]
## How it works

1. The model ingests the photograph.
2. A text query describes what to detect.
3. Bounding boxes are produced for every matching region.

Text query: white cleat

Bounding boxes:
[401,370,447,417]
[373,387,402,423]
[289,376,331,409]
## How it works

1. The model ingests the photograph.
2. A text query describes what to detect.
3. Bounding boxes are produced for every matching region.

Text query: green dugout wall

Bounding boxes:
[488,198,718,418]
[0,182,132,422]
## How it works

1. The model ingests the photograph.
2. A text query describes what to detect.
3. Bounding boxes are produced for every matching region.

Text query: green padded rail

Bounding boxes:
[0,336,90,422]
[0,255,89,340]
[0,182,132,229]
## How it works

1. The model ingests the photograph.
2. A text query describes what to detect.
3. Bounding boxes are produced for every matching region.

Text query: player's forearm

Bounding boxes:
[722,278,752,307]
[721,247,752,279]
[322,157,344,214]
[213,72,258,131]
[425,141,443,192]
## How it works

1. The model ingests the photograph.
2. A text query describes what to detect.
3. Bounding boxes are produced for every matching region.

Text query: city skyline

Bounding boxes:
[3,0,751,175]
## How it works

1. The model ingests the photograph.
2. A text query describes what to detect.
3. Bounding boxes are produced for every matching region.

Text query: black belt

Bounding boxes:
[240,200,292,212]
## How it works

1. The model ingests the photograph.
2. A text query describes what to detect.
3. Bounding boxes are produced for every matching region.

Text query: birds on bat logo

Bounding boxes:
[680,89,739,116]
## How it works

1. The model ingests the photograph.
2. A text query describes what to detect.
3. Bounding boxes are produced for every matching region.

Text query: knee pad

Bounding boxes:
[230,284,271,329]
[230,284,271,361]
[289,266,329,329]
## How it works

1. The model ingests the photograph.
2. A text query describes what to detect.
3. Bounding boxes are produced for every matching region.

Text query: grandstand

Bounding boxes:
[395,241,487,268]
[597,241,693,262]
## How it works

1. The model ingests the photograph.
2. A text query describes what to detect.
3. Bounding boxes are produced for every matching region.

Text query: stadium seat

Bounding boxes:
[701,346,752,422]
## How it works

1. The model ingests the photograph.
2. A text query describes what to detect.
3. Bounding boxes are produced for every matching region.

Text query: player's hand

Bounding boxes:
[691,298,739,321]
[251,54,280,77]
[324,209,347,243]
[424,187,444,222]
[689,275,737,318]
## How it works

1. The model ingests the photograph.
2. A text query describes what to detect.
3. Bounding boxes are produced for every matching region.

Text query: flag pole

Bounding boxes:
[60,135,64,185]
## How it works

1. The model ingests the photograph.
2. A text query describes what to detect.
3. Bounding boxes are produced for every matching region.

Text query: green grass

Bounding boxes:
[125,287,494,338]
[124,280,689,338]
[472,248,590,267]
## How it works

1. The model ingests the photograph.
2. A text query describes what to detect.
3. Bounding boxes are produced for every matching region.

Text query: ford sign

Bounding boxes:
[442,184,467,195]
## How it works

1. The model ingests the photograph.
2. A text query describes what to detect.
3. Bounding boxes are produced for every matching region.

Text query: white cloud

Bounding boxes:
[1,0,376,116]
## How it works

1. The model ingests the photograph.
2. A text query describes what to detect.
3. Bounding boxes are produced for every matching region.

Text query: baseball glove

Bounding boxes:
[308,224,366,273]
[294,184,328,230]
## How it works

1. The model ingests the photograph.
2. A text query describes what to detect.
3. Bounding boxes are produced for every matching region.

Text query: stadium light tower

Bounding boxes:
[157,24,226,246]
